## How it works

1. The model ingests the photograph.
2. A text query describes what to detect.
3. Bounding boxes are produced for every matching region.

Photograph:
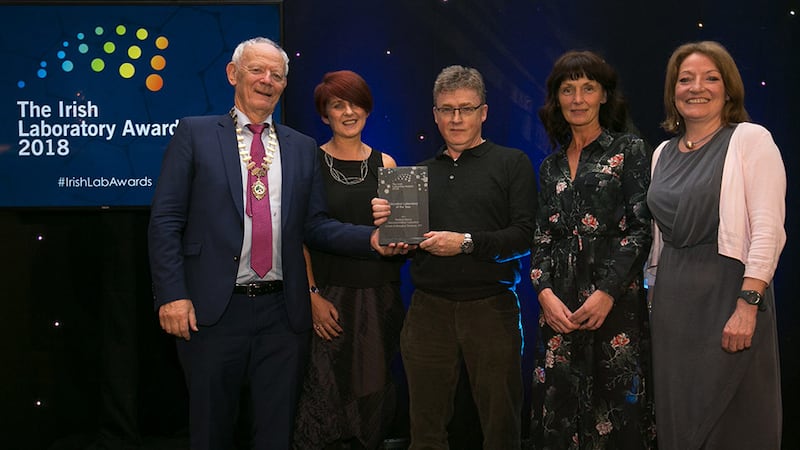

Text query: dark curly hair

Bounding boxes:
[539,50,630,150]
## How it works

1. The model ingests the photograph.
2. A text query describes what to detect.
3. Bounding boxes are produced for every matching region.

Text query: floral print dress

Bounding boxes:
[529,130,656,449]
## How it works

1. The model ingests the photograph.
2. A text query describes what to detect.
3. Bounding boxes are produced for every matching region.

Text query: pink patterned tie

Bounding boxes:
[246,123,272,277]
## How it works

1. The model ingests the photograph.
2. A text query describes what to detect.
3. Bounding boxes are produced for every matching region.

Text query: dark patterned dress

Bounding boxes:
[529,130,656,449]
[292,149,405,450]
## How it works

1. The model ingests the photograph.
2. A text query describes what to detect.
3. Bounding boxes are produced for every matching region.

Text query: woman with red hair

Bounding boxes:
[293,70,405,450]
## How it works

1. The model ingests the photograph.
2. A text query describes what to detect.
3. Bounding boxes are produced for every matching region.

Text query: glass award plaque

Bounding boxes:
[378,166,429,245]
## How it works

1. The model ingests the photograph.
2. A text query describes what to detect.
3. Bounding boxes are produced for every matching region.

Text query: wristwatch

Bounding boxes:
[460,233,474,254]
[738,290,765,311]
[309,285,320,294]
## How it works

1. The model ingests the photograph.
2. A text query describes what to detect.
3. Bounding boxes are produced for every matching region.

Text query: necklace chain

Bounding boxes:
[683,125,724,149]
[324,147,368,185]
[230,107,277,179]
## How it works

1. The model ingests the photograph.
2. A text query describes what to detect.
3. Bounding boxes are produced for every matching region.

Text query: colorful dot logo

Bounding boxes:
[18,24,169,92]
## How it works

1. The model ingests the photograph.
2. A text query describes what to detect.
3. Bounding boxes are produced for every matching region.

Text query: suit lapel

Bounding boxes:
[275,123,295,227]
[218,115,245,221]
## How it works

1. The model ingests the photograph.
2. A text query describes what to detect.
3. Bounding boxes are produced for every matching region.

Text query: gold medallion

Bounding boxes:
[252,179,267,200]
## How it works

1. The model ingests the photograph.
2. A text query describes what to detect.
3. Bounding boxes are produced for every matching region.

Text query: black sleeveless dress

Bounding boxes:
[293,149,405,450]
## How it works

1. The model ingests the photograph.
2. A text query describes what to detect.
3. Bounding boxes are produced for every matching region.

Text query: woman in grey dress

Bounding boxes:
[646,41,786,449]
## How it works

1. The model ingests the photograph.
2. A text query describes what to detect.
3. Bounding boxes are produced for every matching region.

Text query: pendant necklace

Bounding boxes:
[230,108,277,200]
[683,125,724,150]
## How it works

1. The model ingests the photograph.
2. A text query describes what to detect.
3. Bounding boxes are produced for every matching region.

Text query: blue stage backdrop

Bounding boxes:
[0,1,797,448]
[0,2,281,208]
[283,1,799,447]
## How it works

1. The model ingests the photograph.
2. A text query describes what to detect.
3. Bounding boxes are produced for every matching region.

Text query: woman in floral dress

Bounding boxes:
[528,51,656,449]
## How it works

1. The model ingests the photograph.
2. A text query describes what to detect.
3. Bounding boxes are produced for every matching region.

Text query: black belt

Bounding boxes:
[233,280,283,297]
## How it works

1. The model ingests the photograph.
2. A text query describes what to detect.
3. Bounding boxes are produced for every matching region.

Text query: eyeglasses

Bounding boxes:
[242,66,286,84]
[433,104,484,117]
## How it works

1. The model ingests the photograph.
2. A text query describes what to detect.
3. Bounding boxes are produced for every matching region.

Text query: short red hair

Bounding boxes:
[313,70,373,118]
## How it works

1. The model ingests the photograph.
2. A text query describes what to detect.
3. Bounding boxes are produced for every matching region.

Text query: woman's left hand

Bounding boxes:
[311,292,343,341]
[721,299,758,352]
[569,290,614,330]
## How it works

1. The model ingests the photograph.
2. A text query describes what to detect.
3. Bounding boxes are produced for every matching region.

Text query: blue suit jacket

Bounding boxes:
[148,114,374,331]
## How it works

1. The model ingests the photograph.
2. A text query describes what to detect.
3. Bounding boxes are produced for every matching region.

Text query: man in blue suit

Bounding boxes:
[148,37,403,450]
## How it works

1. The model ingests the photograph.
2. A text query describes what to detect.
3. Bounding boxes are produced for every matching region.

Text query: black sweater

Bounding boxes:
[410,140,538,300]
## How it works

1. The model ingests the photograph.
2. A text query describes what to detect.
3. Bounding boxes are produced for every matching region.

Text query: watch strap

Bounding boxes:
[738,289,766,311]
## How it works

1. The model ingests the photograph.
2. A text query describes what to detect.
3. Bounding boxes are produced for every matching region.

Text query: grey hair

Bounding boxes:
[231,37,289,77]
[432,65,486,105]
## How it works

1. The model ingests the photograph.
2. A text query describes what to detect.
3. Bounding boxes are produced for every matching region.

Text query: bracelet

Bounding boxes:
[309,285,320,294]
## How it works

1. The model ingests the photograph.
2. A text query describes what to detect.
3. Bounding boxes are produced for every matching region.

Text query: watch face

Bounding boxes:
[740,290,762,305]
[460,235,474,254]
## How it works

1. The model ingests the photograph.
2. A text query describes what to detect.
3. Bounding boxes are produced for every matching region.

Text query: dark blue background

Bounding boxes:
[0,0,796,448]
[283,0,798,444]
[0,4,280,207]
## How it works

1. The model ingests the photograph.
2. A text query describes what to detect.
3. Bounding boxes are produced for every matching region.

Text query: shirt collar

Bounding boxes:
[559,128,614,156]
[233,107,274,129]
[435,139,491,160]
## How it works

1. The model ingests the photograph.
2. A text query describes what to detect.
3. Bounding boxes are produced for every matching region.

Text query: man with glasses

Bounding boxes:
[374,65,537,449]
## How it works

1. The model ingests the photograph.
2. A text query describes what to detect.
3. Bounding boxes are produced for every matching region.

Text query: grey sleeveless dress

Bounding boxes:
[647,124,781,450]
